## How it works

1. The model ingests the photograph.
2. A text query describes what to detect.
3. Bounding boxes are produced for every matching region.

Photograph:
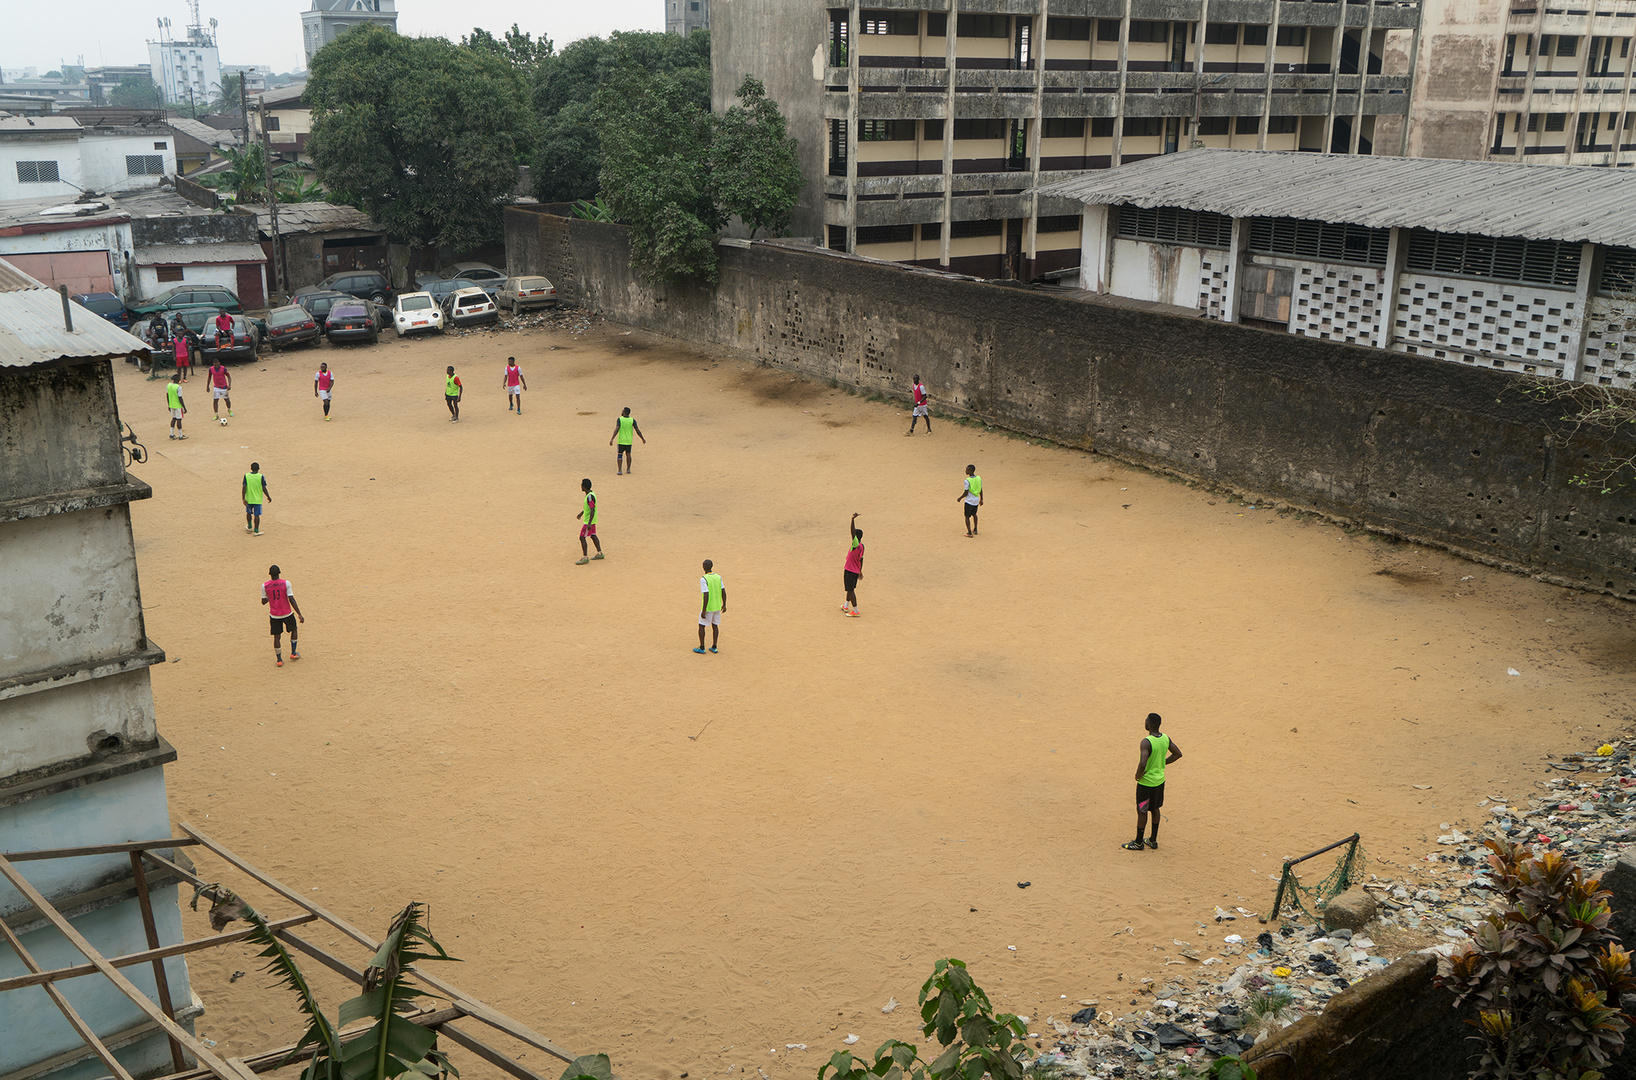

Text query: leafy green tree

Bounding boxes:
[194,143,275,203]
[595,64,721,284]
[463,24,553,71]
[533,101,602,204]
[305,24,529,253]
[210,73,246,116]
[108,75,162,109]
[711,76,803,239]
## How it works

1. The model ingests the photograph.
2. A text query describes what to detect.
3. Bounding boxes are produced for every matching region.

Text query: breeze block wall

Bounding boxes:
[504,207,1636,597]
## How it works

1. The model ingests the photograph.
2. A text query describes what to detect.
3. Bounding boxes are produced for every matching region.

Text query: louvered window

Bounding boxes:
[1248,217,1389,266]
[1598,247,1636,295]
[126,154,165,177]
[16,160,60,183]
[1405,230,1581,287]
[1115,204,1232,249]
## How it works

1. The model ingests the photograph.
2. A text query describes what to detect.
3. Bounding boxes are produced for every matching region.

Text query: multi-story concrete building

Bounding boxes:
[302,0,399,64]
[1403,0,1636,164]
[714,0,1422,279]
[148,20,223,112]
[668,0,712,37]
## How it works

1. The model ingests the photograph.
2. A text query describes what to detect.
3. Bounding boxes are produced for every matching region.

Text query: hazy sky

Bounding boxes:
[2,1,663,76]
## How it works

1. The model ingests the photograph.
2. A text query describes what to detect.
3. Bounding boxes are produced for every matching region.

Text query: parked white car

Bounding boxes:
[393,292,444,337]
[498,275,558,312]
[442,286,499,327]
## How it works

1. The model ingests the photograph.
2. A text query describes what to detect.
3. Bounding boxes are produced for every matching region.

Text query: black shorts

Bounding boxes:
[270,615,298,637]
[843,570,859,591]
[616,443,633,454]
[963,502,978,517]
[1137,782,1165,811]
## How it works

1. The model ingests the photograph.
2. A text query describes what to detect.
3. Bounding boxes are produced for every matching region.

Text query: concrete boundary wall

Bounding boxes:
[505,207,1636,597]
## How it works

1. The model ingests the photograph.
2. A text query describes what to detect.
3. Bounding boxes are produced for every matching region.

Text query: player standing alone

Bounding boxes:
[575,478,604,564]
[243,462,270,535]
[907,375,931,435]
[958,464,983,536]
[610,408,645,474]
[503,357,527,413]
[207,360,232,423]
[165,372,187,439]
[261,564,304,667]
[1123,713,1183,851]
[445,366,463,422]
[314,363,335,420]
[694,559,726,653]
[842,512,864,617]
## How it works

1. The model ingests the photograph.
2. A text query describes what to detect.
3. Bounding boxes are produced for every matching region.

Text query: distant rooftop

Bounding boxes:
[0,257,151,369]
[0,195,130,231]
[238,201,381,236]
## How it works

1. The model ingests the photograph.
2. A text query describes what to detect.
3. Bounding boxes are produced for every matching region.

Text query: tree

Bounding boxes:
[532,100,602,204]
[210,73,246,116]
[194,143,274,203]
[305,25,529,253]
[595,64,721,284]
[710,76,803,239]
[109,75,162,109]
[463,24,553,71]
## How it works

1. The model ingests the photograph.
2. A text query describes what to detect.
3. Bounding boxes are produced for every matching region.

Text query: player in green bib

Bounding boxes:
[957,464,983,536]
[575,478,604,563]
[165,373,187,439]
[609,407,646,475]
[444,366,463,422]
[1125,713,1183,851]
[694,559,727,653]
[242,462,272,535]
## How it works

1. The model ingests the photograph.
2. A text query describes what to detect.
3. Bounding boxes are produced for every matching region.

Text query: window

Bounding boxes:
[862,10,917,35]
[1404,230,1581,287]
[1249,217,1389,265]
[1127,21,1166,43]
[127,154,165,177]
[829,118,847,173]
[860,119,916,141]
[949,219,1003,239]
[156,266,184,283]
[1090,117,1114,139]
[927,13,946,36]
[1098,20,1121,41]
[153,141,168,150]
[953,119,1006,140]
[1275,26,1306,46]
[923,119,945,140]
[1041,118,1085,139]
[690,1,699,8]
[957,14,1008,37]
[1197,116,1230,135]
[16,160,60,183]
[920,222,944,241]
[1035,215,1081,234]
[827,225,849,251]
[1267,115,1297,134]
[1599,247,1636,295]
[1243,24,1268,47]
[1236,115,1261,134]
[830,10,849,65]
[1204,24,1238,45]
[1123,117,1163,137]
[856,224,915,244]
[1545,113,1567,132]
[1116,205,1233,248]
[1557,34,1579,56]
[1046,17,1091,40]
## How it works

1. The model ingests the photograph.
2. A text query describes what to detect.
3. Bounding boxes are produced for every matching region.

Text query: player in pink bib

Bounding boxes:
[314,363,335,420]
[261,564,305,667]
[207,361,232,423]
[502,357,527,413]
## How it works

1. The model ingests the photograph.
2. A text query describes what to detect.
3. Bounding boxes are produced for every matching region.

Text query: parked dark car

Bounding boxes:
[317,270,394,304]
[423,276,495,305]
[325,302,380,344]
[72,292,130,329]
[127,284,243,319]
[264,304,322,349]
[295,288,362,324]
[174,309,258,362]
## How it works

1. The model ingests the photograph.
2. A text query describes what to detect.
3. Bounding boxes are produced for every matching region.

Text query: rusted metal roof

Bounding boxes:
[0,258,151,369]
[238,201,381,235]
[1034,149,1636,248]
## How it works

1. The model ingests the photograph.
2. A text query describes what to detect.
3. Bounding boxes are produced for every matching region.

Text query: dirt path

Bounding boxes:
[118,318,1635,1080]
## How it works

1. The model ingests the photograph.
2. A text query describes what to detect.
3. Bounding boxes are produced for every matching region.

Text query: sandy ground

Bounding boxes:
[115,317,1636,1080]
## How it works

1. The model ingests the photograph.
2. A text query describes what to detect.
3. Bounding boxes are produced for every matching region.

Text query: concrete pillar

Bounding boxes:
[1399,8,1420,155]
[1562,242,1597,382]
[1025,0,1049,262]
[1223,215,1245,322]
[1258,0,1281,149]
[1518,6,1546,162]
[846,0,860,253]
[940,0,959,267]
[1112,0,1131,165]
[1079,204,1109,291]
[1616,25,1636,166]
[1374,226,1403,350]
[1350,8,1376,155]
[1323,0,1349,153]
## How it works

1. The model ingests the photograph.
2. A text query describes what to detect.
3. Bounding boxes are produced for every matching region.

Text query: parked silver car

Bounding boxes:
[442,286,499,327]
[497,275,558,312]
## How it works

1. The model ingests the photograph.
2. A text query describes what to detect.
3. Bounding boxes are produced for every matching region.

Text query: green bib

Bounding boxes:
[703,572,724,612]
[968,475,982,496]
[583,490,597,525]
[244,472,265,504]
[166,383,182,409]
[617,416,635,445]
[1139,734,1169,787]
[445,374,459,396]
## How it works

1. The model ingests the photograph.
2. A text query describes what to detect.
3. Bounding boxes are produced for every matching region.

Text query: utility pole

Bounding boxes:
[239,75,248,146]
[258,95,286,300]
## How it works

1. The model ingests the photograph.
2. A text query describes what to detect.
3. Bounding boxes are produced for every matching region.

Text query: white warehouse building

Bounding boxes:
[1037,149,1636,385]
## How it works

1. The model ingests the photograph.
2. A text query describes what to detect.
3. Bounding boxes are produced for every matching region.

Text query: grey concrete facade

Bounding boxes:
[669,0,712,36]
[302,0,399,64]
[713,0,1421,278]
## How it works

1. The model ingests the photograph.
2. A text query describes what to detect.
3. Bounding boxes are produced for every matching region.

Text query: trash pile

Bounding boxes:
[1025,741,1635,1079]
[449,307,604,338]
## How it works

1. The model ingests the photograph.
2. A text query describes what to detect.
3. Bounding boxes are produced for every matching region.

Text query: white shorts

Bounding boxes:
[913,404,928,416]
[508,385,522,396]
[169,408,183,419]
[318,390,331,400]
[212,387,229,399]
[699,610,722,626]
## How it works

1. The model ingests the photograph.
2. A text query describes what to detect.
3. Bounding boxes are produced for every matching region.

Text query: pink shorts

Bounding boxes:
[580,524,597,538]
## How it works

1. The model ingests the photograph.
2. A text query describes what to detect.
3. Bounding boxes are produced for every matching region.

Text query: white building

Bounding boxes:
[302,0,398,63]
[148,22,222,111]
[1038,149,1636,385]
[0,196,136,298]
[0,116,177,202]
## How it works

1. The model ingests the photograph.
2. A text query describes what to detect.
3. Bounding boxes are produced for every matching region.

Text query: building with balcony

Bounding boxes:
[668,0,711,36]
[1039,149,1636,384]
[714,0,1421,279]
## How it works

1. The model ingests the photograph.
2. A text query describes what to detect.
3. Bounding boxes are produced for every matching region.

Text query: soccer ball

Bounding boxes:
[219,417,228,426]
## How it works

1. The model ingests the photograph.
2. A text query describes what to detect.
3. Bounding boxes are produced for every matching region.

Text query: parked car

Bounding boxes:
[295,288,361,323]
[127,284,242,319]
[440,262,505,286]
[393,292,444,337]
[497,275,557,313]
[264,304,322,349]
[317,269,394,304]
[72,291,130,329]
[196,313,259,362]
[325,301,380,344]
[424,276,495,305]
[442,286,499,327]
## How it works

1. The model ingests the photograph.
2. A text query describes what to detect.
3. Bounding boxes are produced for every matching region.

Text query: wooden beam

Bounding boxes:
[0,909,137,1080]
[437,1022,561,1080]
[157,1007,466,1080]
[130,853,188,1072]
[179,822,578,1064]
[0,914,318,993]
[0,853,257,1080]
[4,838,199,862]
[140,848,208,888]
[274,929,366,984]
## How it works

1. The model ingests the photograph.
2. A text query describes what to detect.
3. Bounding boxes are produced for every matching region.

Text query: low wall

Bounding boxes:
[504,206,1636,597]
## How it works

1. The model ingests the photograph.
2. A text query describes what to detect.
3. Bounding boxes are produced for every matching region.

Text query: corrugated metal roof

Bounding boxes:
[239,201,381,235]
[135,243,266,266]
[168,117,241,148]
[0,116,81,134]
[0,259,152,369]
[1034,150,1636,248]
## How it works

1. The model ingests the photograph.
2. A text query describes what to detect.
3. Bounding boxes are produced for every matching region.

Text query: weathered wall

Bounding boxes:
[506,206,1636,596]
[1404,0,1507,160]
[0,360,126,505]
[130,211,255,247]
